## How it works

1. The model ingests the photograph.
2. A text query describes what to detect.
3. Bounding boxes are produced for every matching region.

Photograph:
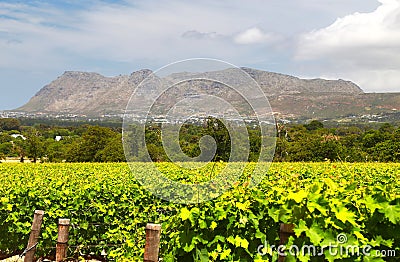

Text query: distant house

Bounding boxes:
[11,134,26,140]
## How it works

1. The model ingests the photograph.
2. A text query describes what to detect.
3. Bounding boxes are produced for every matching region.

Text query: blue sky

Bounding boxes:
[1,0,399,110]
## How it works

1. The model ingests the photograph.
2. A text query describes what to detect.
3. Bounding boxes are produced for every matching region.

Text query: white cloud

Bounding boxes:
[296,0,400,92]
[234,27,277,45]
[181,30,221,40]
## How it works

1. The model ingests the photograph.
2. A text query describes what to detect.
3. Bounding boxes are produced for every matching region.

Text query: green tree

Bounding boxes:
[44,137,74,162]
[362,130,384,149]
[143,125,167,161]
[318,136,342,161]
[12,136,27,162]
[0,118,21,131]
[0,133,11,143]
[304,120,324,131]
[0,133,13,158]
[25,128,45,163]
[0,142,13,157]
[65,126,119,162]
[144,143,167,162]
[379,123,394,134]
[248,128,261,162]
[370,140,400,162]
[204,117,231,161]
[96,134,125,162]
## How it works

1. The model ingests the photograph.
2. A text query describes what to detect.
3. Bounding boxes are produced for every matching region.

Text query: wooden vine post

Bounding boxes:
[24,210,45,262]
[144,223,162,262]
[278,223,295,262]
[56,219,70,262]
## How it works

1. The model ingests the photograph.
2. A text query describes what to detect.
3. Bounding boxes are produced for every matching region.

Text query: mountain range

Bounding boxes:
[15,68,400,122]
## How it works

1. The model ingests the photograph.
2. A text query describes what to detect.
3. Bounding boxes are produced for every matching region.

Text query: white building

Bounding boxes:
[11,134,26,140]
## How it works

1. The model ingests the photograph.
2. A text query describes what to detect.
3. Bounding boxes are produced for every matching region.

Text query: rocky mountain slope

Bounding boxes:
[16,68,400,120]
[18,69,152,115]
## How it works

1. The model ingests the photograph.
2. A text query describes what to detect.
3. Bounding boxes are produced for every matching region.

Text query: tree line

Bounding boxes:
[0,119,124,163]
[0,118,399,163]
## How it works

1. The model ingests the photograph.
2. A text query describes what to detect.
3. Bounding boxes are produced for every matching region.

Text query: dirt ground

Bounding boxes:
[0,157,32,163]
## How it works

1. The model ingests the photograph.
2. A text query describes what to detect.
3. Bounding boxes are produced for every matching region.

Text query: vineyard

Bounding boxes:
[0,162,399,261]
